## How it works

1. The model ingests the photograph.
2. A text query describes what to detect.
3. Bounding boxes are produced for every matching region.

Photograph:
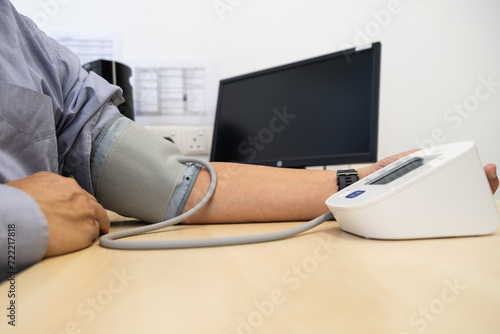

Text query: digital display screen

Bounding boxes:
[369,157,424,185]
[210,43,381,168]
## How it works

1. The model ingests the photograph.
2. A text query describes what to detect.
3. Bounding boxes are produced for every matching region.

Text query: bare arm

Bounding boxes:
[182,151,402,224]
[183,162,340,224]
[183,151,499,224]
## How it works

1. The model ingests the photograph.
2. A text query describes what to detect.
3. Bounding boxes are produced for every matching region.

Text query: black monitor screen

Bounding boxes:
[210,42,381,168]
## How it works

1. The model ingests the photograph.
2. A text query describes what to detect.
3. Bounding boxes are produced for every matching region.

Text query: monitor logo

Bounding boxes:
[237,106,297,162]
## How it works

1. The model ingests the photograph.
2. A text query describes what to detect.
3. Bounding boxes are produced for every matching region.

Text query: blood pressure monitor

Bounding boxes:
[326,141,500,239]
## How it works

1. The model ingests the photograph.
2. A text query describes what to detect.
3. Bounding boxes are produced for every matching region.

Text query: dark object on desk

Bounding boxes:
[211,42,381,168]
[83,59,135,120]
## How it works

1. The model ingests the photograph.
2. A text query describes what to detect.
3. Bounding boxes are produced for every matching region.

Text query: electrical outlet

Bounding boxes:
[185,128,209,155]
[145,125,213,157]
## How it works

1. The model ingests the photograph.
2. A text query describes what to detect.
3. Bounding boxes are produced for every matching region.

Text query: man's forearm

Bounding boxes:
[182,162,369,224]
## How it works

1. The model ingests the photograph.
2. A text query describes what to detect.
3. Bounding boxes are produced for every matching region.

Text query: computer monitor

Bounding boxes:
[210,42,381,168]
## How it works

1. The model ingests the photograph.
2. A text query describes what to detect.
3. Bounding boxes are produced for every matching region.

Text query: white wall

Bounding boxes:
[11,0,500,196]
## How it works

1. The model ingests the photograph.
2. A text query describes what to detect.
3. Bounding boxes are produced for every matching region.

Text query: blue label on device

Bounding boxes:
[346,190,365,199]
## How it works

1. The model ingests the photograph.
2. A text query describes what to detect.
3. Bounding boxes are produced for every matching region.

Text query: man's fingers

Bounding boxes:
[95,201,110,234]
[81,189,109,235]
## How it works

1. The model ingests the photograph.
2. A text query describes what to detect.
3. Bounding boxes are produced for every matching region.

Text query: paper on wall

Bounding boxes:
[129,58,219,125]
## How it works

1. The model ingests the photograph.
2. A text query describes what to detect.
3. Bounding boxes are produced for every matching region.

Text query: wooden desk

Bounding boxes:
[2,202,500,334]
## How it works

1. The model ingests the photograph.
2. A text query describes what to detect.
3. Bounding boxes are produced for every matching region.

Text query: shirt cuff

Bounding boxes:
[0,185,48,281]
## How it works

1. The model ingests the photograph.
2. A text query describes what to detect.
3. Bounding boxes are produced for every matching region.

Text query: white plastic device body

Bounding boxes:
[325,141,500,239]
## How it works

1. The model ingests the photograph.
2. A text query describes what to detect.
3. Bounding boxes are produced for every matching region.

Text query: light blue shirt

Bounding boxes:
[0,0,123,280]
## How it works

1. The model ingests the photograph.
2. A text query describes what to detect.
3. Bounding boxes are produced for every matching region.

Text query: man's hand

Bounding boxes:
[360,150,499,195]
[358,149,419,179]
[6,172,109,257]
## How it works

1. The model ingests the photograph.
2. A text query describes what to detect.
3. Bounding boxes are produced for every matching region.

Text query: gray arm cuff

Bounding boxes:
[90,116,200,223]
